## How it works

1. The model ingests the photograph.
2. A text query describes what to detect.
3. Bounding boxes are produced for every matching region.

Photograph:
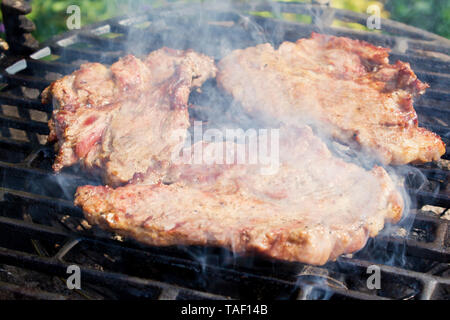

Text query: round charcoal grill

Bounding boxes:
[0,1,449,300]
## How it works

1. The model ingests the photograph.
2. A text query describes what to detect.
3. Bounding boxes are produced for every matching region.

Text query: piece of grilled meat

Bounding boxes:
[42,48,216,186]
[217,33,445,165]
[75,126,403,265]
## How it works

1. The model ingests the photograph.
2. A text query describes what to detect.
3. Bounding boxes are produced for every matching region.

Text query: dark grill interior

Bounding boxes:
[0,2,449,300]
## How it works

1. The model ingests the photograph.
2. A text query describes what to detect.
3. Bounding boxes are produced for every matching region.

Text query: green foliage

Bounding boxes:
[385,0,450,39]
[0,0,448,42]
[27,0,123,42]
[25,0,204,42]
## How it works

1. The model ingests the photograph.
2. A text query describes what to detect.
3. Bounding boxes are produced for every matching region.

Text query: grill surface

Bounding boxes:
[0,2,449,300]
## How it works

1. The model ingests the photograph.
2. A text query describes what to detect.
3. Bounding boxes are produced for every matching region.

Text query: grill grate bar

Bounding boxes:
[416,106,450,120]
[418,280,439,300]
[0,114,48,135]
[0,216,70,242]
[338,257,450,286]
[25,59,79,75]
[1,188,80,214]
[0,162,94,197]
[411,190,450,209]
[423,89,450,102]
[49,44,123,65]
[0,280,67,300]
[77,32,127,52]
[1,72,51,90]
[377,232,450,262]
[421,123,450,138]
[389,53,450,74]
[0,212,447,300]
[296,285,388,300]
[415,71,450,91]
[0,92,51,113]
[0,235,301,299]
[109,22,134,35]
[1,188,448,272]
[0,136,35,150]
[414,168,450,181]
[0,247,234,300]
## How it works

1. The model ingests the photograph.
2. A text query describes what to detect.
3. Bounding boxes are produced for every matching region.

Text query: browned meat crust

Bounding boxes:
[217,32,445,165]
[75,126,403,265]
[42,48,216,186]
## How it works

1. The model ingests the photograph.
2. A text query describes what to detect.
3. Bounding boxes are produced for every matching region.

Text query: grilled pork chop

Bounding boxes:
[75,126,403,265]
[42,48,216,186]
[217,33,445,165]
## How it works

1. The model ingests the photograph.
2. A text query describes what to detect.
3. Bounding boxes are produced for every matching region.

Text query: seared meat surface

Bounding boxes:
[48,35,420,264]
[217,33,445,165]
[43,48,216,185]
[75,126,403,265]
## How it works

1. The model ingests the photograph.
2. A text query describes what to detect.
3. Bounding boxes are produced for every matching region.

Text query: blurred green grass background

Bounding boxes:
[0,0,449,42]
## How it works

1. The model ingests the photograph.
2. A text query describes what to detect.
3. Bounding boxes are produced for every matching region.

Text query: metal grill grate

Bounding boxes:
[0,2,449,300]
